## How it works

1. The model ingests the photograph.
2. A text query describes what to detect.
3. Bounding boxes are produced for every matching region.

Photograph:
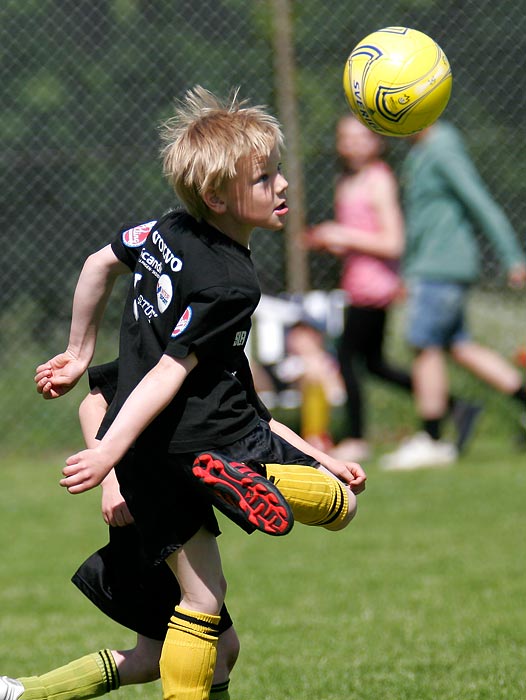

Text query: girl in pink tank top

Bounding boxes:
[337,161,401,308]
[305,115,412,461]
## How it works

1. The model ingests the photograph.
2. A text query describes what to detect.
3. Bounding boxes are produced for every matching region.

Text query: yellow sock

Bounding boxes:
[18,650,119,700]
[210,680,230,700]
[160,605,220,700]
[265,463,350,530]
[301,381,330,438]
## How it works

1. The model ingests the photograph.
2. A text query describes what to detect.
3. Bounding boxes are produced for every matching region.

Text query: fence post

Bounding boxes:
[269,0,309,293]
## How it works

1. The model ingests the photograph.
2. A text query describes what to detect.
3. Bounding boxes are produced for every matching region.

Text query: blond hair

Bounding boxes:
[160,85,284,220]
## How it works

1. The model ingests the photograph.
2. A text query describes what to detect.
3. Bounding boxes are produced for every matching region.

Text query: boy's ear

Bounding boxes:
[203,189,226,213]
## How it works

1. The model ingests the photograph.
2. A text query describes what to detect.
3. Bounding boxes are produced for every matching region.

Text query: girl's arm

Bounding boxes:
[306,168,404,259]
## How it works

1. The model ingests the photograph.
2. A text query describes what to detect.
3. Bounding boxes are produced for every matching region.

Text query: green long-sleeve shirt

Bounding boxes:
[401,121,525,283]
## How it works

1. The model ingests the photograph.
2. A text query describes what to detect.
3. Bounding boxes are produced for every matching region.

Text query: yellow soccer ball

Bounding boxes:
[343,26,452,137]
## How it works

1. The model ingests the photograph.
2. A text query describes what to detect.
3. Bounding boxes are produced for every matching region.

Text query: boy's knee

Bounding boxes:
[215,626,240,681]
[223,627,241,672]
[312,465,358,531]
[265,463,356,530]
[219,574,227,601]
[322,486,357,531]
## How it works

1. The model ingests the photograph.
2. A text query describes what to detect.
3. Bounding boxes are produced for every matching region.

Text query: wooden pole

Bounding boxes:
[269,0,309,293]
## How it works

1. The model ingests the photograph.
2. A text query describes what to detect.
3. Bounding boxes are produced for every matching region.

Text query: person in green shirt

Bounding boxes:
[381,121,526,471]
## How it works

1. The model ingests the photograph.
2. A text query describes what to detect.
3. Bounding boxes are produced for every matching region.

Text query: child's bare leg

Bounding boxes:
[412,347,449,420]
[214,626,239,683]
[110,636,161,685]
[161,527,224,700]
[451,340,523,393]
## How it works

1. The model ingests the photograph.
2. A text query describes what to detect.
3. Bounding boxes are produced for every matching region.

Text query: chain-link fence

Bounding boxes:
[3,0,525,456]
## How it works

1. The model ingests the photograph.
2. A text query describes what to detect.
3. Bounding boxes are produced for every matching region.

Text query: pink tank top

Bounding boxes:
[336,162,400,308]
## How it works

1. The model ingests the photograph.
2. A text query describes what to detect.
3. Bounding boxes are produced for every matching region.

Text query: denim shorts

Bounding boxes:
[406,279,470,349]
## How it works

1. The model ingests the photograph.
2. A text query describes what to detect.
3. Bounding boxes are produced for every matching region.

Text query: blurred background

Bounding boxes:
[2,0,524,457]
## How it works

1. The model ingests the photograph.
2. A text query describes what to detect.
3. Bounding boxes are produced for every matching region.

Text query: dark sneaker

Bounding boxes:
[451,400,483,453]
[192,453,294,536]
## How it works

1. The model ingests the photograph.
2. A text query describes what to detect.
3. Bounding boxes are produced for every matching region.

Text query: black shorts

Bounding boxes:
[115,419,317,564]
[114,448,221,565]
[72,524,233,641]
[218,418,319,468]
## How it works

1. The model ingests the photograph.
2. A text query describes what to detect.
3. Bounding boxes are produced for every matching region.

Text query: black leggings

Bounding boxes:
[337,305,412,439]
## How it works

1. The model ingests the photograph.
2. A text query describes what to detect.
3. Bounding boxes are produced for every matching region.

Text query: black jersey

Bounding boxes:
[99,210,271,453]
[88,359,118,405]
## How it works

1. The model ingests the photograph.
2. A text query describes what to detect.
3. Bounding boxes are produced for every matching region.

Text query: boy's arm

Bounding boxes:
[61,352,198,493]
[79,387,134,526]
[35,245,129,399]
[268,417,366,494]
[78,388,109,448]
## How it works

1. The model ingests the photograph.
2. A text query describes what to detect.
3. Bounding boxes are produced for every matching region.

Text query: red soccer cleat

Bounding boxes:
[192,453,293,536]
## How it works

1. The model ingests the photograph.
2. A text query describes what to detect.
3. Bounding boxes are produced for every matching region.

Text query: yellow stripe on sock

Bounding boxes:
[18,651,118,700]
[265,463,351,529]
[160,606,220,700]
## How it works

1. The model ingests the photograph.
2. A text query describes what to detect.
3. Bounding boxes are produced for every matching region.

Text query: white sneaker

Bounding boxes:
[0,678,24,700]
[379,432,458,471]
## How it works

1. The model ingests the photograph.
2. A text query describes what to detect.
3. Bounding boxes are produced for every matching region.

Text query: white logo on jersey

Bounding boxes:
[137,294,158,320]
[133,273,142,321]
[156,274,173,313]
[172,306,192,337]
[122,221,157,248]
[152,230,183,272]
[140,248,163,277]
[233,331,247,347]
[132,272,159,322]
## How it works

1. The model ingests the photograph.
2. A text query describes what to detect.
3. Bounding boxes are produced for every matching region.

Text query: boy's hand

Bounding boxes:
[346,462,367,494]
[35,351,86,399]
[101,470,134,527]
[61,446,114,494]
[336,461,367,494]
[319,457,367,494]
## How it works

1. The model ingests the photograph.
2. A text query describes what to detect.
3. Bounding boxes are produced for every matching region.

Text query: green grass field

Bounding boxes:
[1,434,525,700]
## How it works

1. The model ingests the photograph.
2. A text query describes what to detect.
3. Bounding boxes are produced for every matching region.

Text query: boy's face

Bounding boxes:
[212,144,288,245]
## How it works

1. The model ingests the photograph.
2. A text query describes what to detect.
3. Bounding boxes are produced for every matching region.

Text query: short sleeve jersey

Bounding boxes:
[99,210,270,453]
[88,360,119,405]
